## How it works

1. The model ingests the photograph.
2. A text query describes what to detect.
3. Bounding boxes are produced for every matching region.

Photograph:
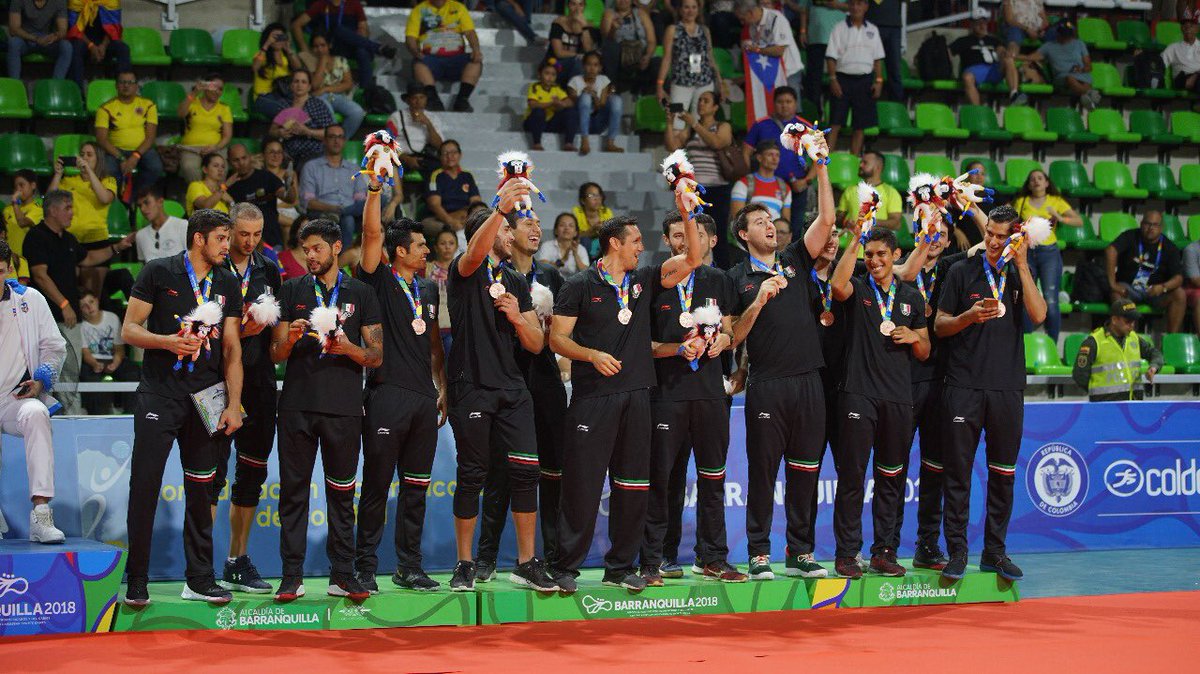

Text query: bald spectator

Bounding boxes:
[834,151,902,231]
[1106,210,1187,334]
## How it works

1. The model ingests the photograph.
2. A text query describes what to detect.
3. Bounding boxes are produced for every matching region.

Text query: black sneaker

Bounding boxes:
[660,560,684,579]
[639,565,665,587]
[450,560,476,592]
[942,553,968,581]
[275,575,305,602]
[602,569,647,591]
[219,555,272,594]
[869,551,906,577]
[356,571,380,595]
[425,95,445,112]
[913,544,949,571]
[379,44,398,60]
[510,558,559,593]
[393,567,441,591]
[328,573,370,602]
[181,577,233,604]
[551,568,578,594]
[980,554,1024,581]
[475,559,497,583]
[452,97,474,113]
[835,556,863,579]
[124,576,150,607]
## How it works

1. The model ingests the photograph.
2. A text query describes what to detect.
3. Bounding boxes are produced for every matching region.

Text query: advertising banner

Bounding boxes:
[0,539,125,636]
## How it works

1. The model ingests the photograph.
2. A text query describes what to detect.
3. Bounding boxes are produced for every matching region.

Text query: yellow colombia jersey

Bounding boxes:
[406,0,474,55]
[524,82,568,120]
[180,100,232,147]
[60,174,118,244]
[95,96,158,151]
[3,199,43,256]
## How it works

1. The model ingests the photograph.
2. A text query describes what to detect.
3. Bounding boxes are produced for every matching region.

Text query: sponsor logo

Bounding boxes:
[167,289,179,296]
[743,284,756,292]
[582,595,612,615]
[213,605,322,630]
[656,423,670,430]
[878,580,958,602]
[377,428,390,435]
[660,304,672,311]
[576,424,590,432]
[591,296,603,303]
[215,607,237,630]
[757,412,771,419]
[145,412,159,421]
[0,573,29,599]
[952,416,965,423]
[1026,443,1088,517]
[580,593,720,617]
[1104,458,1199,498]
[468,412,482,419]
[847,412,861,420]
[1104,460,1144,497]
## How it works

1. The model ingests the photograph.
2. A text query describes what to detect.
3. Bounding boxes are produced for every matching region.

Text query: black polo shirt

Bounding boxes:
[516,260,566,394]
[814,260,860,390]
[277,272,381,416]
[727,240,824,385]
[129,251,243,399]
[1110,230,1183,287]
[554,262,660,399]
[360,263,439,399]
[22,222,86,323]
[228,251,282,389]
[447,254,533,390]
[906,251,966,384]
[839,274,926,405]
[227,169,286,247]
[937,256,1026,392]
[650,264,735,402]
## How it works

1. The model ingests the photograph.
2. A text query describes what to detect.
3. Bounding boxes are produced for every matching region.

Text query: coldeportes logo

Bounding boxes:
[1104,460,1144,497]
[1104,458,1199,498]
[0,573,29,599]
[1026,443,1089,517]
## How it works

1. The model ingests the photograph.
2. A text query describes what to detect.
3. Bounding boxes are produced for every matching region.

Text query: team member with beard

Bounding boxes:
[353,176,449,593]
[270,218,382,602]
[475,210,567,582]
[809,227,845,573]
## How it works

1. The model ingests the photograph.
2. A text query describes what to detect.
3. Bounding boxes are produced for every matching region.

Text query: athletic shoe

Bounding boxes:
[511,558,559,593]
[701,560,748,583]
[452,98,474,113]
[660,560,684,579]
[1009,90,1029,107]
[220,555,272,593]
[357,571,380,595]
[393,568,440,592]
[181,578,233,604]
[784,552,828,578]
[450,560,476,592]
[640,566,665,587]
[29,504,65,544]
[980,554,1024,582]
[913,544,949,571]
[275,575,305,602]
[869,551,907,577]
[380,44,398,60]
[328,573,370,602]
[124,577,151,607]
[942,553,968,581]
[835,556,863,579]
[602,569,647,591]
[748,555,774,580]
[690,562,706,575]
[475,559,497,583]
[550,568,578,594]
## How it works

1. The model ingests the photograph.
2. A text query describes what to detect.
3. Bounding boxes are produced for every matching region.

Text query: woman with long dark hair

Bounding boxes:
[252,22,299,119]
[1013,168,1082,340]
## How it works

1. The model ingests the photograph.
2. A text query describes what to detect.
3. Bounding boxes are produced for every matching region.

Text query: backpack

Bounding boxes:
[1129,51,1165,90]
[1072,257,1111,304]
[362,84,397,116]
[916,32,953,81]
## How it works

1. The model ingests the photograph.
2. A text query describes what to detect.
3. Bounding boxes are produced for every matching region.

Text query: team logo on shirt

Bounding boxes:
[632,284,642,298]
[900,303,911,316]
[20,301,28,313]
[215,294,226,306]
[591,296,604,303]
[743,284,756,292]
[783,266,796,278]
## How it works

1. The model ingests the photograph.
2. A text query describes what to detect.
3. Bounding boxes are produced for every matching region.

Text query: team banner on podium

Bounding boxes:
[0,539,126,636]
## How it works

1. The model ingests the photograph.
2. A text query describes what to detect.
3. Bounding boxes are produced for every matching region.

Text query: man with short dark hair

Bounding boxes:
[94,69,163,194]
[135,184,188,262]
[732,141,793,223]
[7,0,72,81]
[300,126,365,249]
[1105,210,1186,334]
[424,139,483,240]
[734,0,804,95]
[226,144,287,248]
[120,209,246,606]
[742,87,810,229]
[824,0,884,155]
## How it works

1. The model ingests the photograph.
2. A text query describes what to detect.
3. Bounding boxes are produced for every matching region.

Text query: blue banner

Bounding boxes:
[2,401,1198,579]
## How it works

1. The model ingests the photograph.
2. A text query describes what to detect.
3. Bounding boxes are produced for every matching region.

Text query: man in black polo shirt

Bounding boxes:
[828,226,929,578]
[727,153,835,581]
[935,205,1046,582]
[119,209,245,607]
[226,144,287,248]
[1106,210,1186,334]
[445,181,557,593]
[550,194,703,593]
[270,218,383,603]
[475,210,567,583]
[210,203,281,595]
[639,211,745,586]
[353,178,448,593]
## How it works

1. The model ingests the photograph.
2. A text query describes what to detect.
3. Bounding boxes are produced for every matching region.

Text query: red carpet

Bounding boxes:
[6,591,1199,673]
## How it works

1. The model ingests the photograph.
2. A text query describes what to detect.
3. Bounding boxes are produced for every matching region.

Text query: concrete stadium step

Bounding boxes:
[367,8,561,34]
[458,150,655,182]
[433,129,640,153]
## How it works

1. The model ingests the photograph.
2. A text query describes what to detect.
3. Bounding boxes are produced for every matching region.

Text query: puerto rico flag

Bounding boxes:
[744,51,787,130]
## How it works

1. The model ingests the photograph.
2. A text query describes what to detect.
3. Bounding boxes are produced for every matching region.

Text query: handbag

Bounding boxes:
[715,139,749,182]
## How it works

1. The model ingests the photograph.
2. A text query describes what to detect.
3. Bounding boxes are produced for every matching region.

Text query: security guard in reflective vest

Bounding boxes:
[1072,300,1163,402]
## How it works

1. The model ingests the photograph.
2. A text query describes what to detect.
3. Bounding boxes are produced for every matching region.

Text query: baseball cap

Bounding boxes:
[1057,19,1076,34]
[1110,300,1139,321]
[971,7,991,20]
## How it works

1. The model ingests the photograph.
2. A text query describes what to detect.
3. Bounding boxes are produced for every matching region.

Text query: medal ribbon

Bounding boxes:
[394,268,423,321]
[868,275,897,324]
[1134,239,1162,284]
[677,270,695,314]
[596,259,630,313]
[486,255,505,288]
[313,270,343,309]
[982,255,1006,302]
[183,253,213,306]
[916,264,937,305]
[229,256,252,299]
[810,268,832,312]
[749,254,780,275]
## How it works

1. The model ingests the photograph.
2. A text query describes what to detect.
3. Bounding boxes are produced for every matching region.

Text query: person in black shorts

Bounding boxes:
[828,226,929,578]
[211,203,281,595]
[445,180,558,593]
[353,176,449,593]
[934,205,1046,582]
[270,218,383,603]
[727,149,835,581]
[120,209,245,607]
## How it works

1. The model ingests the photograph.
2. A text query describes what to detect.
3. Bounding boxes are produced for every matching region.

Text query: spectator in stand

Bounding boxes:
[1071,300,1163,402]
[262,138,300,240]
[824,0,883,156]
[300,125,365,247]
[78,291,138,414]
[734,0,804,96]
[601,0,659,94]
[290,0,397,88]
[1012,169,1081,340]
[834,151,902,230]
[278,213,309,280]
[708,0,740,49]
[1184,236,1200,336]
[743,86,809,230]
[251,22,298,119]
[177,74,233,184]
[0,227,30,280]
[94,70,163,197]
[731,140,792,222]
[423,139,482,241]
[133,184,187,262]
[185,153,234,216]
[567,51,624,155]
[549,0,598,86]
[524,60,578,152]
[946,160,989,249]
[536,211,590,274]
[66,0,129,94]
[269,69,336,169]
[4,170,42,268]
[8,0,72,81]
[1106,210,1187,334]
[387,82,444,178]
[773,217,793,249]
[1002,0,1050,53]
[426,224,457,353]
[405,0,482,112]
[1161,13,1200,94]
[864,0,902,100]
[666,89,734,266]
[571,181,613,255]
[48,141,115,250]
[656,0,724,113]
[637,0,677,43]
[953,8,1024,106]
[1025,20,1100,109]
[226,143,287,248]
[486,0,540,47]
[797,0,849,111]
[299,32,365,139]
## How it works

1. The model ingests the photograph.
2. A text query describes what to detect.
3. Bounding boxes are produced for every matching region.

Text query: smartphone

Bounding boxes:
[669,103,684,114]
[61,157,78,168]
[11,381,31,397]
[982,298,1000,312]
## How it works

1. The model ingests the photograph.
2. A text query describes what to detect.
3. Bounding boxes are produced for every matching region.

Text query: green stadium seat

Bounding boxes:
[1077,17,1127,50]
[1025,333,1072,375]
[1131,64,1180,100]
[874,101,925,139]
[1180,165,1200,197]
[142,81,187,121]
[1169,111,1200,143]
[52,134,94,176]
[169,28,221,66]
[959,105,1014,142]
[1116,20,1155,49]
[220,84,249,123]
[899,60,926,91]
[1128,110,1184,146]
[1136,163,1191,202]
[0,78,33,120]
[1088,108,1141,143]
[124,27,171,67]
[134,199,185,229]
[728,100,746,133]
[914,102,969,139]
[350,88,388,128]
[960,156,1015,196]
[895,219,915,249]
[342,141,362,163]
[570,0,605,25]
[0,133,50,174]
[109,261,144,282]
[1162,333,1200,374]
[1154,21,1183,46]
[1055,215,1101,249]
[713,49,741,80]
[635,95,665,133]
[1098,212,1138,243]
[881,154,909,193]
[1045,107,1101,144]
[827,152,858,190]
[1090,62,1135,98]
[86,79,117,115]
[221,29,260,67]
[1161,213,1187,247]
[1191,215,1200,241]
[1048,160,1105,200]
[32,79,86,120]
[1005,158,1041,191]
[1063,333,1087,365]
[1003,105,1057,142]
[1093,161,1149,199]
[107,204,130,236]
[914,155,954,177]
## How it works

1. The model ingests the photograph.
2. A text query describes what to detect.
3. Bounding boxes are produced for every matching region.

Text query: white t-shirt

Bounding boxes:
[750,8,803,75]
[81,310,123,361]
[0,290,25,392]
[386,108,443,154]
[825,20,886,75]
[1162,39,1200,76]
[535,240,590,275]
[136,216,189,262]
[566,74,613,98]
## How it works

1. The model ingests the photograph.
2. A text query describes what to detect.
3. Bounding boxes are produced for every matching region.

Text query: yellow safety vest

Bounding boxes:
[1087,326,1143,399]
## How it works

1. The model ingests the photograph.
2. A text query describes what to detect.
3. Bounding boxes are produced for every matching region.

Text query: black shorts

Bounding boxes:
[829,73,878,129]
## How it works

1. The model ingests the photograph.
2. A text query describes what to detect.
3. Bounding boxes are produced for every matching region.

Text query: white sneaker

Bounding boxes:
[30,504,66,544]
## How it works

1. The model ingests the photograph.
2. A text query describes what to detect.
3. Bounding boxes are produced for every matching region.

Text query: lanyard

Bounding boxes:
[749,255,780,276]
[677,270,695,313]
[1135,239,1162,281]
[313,270,343,309]
[183,254,213,306]
[916,264,937,304]
[486,256,505,286]
[810,268,831,312]
[596,259,630,312]
[983,256,1006,301]
[394,268,422,319]
[229,256,252,299]
[868,275,896,323]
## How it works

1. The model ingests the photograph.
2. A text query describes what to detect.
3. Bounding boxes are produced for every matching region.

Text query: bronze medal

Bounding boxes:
[819,310,834,327]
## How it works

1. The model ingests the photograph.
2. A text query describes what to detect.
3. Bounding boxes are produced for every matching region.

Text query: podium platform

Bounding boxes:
[0,538,126,636]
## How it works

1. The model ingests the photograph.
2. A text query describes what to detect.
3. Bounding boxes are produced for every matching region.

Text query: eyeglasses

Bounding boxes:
[326,134,345,140]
